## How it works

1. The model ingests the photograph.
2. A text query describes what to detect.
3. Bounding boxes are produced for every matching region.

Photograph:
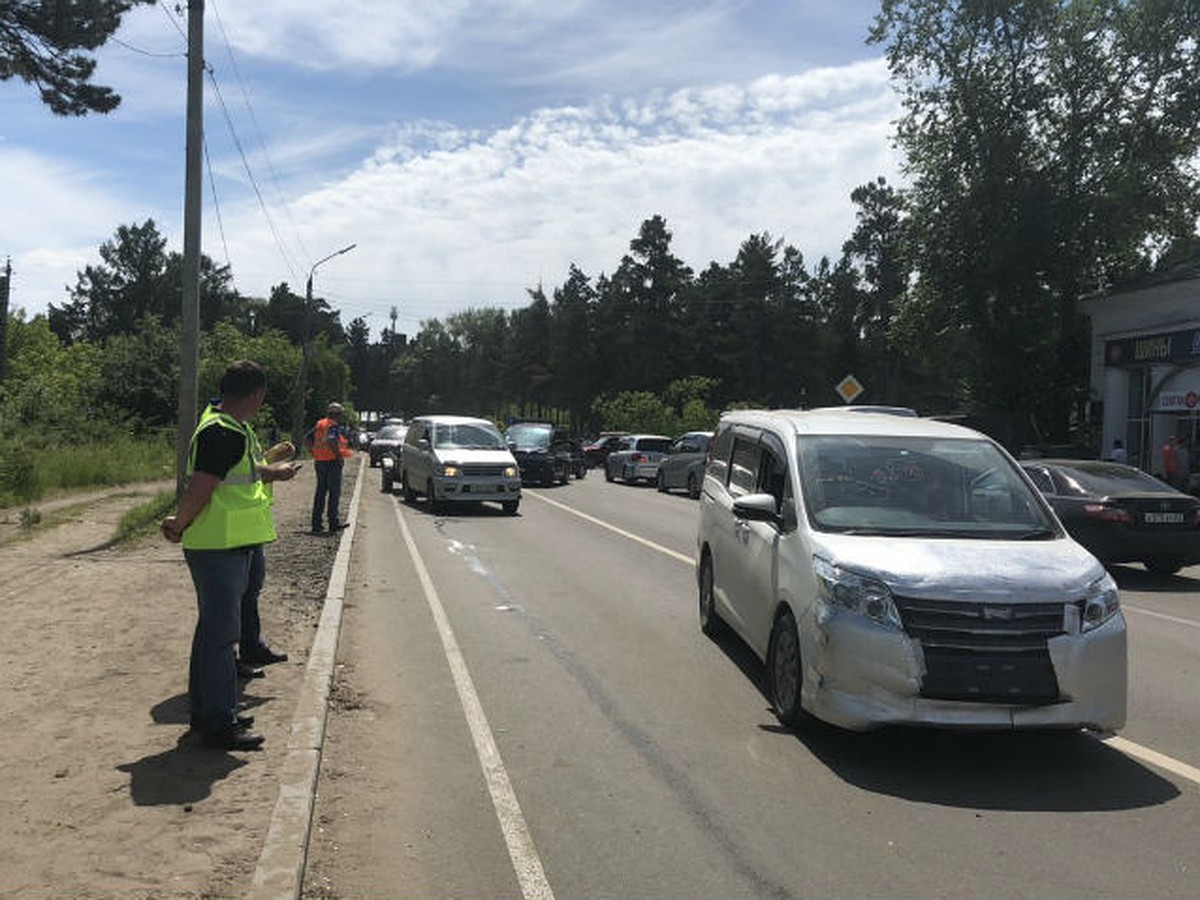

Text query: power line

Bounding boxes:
[202,136,233,271]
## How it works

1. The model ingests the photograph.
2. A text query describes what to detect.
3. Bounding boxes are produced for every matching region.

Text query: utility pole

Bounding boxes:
[0,258,11,384]
[175,0,204,496]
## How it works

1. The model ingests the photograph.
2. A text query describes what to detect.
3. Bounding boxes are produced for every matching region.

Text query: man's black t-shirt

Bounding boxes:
[193,418,246,478]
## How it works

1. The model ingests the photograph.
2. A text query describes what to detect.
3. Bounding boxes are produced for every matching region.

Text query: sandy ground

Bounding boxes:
[0,459,354,899]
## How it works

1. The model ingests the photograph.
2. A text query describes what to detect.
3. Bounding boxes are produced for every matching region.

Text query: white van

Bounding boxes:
[696,408,1127,732]
[397,415,522,515]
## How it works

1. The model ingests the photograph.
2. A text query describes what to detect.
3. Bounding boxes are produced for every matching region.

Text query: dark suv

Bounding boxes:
[505,422,580,485]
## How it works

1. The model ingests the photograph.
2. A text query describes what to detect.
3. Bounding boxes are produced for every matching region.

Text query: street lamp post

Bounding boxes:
[290,243,356,442]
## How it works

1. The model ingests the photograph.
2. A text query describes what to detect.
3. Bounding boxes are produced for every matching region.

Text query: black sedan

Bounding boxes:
[1021,458,1200,575]
[368,424,407,467]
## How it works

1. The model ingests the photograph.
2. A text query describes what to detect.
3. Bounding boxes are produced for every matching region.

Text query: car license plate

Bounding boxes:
[1144,511,1184,524]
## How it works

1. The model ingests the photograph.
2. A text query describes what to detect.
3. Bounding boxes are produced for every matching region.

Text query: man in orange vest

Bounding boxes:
[310,401,352,534]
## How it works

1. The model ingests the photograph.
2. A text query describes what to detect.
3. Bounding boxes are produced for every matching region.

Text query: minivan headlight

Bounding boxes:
[1080,573,1120,632]
[813,556,901,629]
[504,465,518,478]
[442,464,460,478]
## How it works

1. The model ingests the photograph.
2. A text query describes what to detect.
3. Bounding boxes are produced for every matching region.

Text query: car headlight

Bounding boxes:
[504,465,518,478]
[813,556,902,629]
[1080,573,1120,632]
[442,464,460,478]
[381,456,394,470]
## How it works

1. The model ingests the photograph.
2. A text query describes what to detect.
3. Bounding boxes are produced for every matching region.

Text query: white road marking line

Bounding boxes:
[528,491,1200,791]
[1122,604,1200,629]
[526,490,695,566]
[393,503,555,900]
[1096,734,1200,788]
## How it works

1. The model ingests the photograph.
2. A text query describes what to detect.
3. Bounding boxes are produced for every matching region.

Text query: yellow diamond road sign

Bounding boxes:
[836,374,864,404]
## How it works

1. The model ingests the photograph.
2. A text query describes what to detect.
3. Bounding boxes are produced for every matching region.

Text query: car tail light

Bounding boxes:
[633,453,646,462]
[1083,503,1133,524]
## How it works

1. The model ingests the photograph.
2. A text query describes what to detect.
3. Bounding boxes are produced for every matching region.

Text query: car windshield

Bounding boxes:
[432,422,506,450]
[506,425,552,450]
[1053,462,1178,496]
[376,426,405,440]
[797,435,1056,538]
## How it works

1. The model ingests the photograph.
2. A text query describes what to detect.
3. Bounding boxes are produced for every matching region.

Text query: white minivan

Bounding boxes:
[397,415,522,514]
[696,408,1127,732]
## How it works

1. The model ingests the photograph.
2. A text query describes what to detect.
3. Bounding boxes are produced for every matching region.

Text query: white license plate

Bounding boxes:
[1144,511,1184,523]
[465,485,493,494]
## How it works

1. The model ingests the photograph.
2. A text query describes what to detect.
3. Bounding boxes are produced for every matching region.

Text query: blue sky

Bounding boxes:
[0,1,902,339]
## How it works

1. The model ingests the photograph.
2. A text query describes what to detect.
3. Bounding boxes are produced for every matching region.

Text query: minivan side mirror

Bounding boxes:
[418,437,431,450]
[732,493,782,524]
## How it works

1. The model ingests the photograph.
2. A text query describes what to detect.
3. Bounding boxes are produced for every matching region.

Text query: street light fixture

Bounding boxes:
[290,243,357,441]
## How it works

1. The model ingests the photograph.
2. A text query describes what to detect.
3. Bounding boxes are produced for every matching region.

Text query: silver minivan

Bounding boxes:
[696,408,1127,732]
[398,415,522,514]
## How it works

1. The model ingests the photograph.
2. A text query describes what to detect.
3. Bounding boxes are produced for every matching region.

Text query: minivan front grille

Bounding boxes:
[893,596,1065,704]
[461,464,507,477]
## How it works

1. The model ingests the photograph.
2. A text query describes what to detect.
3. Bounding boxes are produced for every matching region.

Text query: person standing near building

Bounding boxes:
[1109,439,1128,464]
[310,401,353,534]
[160,360,301,751]
[1162,435,1182,487]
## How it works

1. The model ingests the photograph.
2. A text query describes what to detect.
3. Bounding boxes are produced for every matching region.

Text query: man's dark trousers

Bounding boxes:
[312,458,344,531]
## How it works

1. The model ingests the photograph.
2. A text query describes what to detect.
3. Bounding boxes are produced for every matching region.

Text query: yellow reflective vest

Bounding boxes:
[182,405,277,550]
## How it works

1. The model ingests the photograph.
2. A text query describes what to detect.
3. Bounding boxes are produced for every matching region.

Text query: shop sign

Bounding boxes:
[1153,390,1200,412]
[1106,327,1200,367]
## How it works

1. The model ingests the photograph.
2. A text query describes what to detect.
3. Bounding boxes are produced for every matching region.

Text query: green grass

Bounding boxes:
[115,490,177,544]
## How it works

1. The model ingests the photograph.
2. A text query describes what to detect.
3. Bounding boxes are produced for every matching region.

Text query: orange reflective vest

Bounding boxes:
[312,417,352,461]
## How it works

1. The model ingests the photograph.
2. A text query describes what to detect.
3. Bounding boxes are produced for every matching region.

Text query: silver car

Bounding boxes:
[656,431,713,499]
[697,408,1127,732]
[604,434,672,484]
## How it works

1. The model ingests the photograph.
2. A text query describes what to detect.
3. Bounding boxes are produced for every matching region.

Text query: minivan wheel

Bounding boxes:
[502,499,520,515]
[768,609,805,728]
[605,465,614,483]
[657,471,667,492]
[698,555,723,637]
[426,479,444,514]
[401,472,417,503]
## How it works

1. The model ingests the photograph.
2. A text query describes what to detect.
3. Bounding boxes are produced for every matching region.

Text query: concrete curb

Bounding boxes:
[247,458,366,900]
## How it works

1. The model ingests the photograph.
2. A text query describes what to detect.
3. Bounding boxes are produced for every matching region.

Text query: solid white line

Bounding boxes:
[526,489,695,566]
[1122,604,1200,629]
[1097,734,1200,788]
[393,502,555,900]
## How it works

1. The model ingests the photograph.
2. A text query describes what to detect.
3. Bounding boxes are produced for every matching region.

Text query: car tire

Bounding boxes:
[1145,558,1182,576]
[687,472,700,500]
[657,471,667,493]
[575,465,587,480]
[502,499,519,515]
[401,472,417,503]
[605,465,614,483]
[767,608,806,729]
[426,479,444,514]
[698,554,724,638]
[381,474,392,493]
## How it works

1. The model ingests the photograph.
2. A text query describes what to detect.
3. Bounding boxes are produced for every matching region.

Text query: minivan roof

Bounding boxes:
[718,408,987,441]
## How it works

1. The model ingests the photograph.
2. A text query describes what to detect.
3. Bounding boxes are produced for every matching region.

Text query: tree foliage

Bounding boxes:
[0,0,154,115]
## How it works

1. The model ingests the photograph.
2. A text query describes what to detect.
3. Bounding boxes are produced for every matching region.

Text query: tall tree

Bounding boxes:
[872,0,1200,439]
[1,0,154,115]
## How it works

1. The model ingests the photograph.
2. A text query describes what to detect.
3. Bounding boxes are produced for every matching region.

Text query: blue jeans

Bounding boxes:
[312,459,344,530]
[185,546,256,734]
[239,544,266,656]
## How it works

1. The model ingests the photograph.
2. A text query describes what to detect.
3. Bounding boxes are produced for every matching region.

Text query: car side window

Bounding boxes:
[707,426,734,484]
[729,438,760,497]
[1025,466,1054,494]
[756,441,787,512]
[405,422,424,446]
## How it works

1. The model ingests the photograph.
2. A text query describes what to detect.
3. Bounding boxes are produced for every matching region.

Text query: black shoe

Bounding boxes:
[192,714,254,729]
[202,726,264,751]
[242,646,288,666]
[309,526,324,535]
[329,522,349,531]
[236,661,265,680]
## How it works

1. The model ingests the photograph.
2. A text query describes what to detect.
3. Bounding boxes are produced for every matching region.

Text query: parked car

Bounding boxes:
[697,408,1126,733]
[604,434,672,484]
[395,415,522,514]
[505,422,577,486]
[368,423,407,467]
[656,431,713,499]
[582,432,629,469]
[1020,458,1200,575]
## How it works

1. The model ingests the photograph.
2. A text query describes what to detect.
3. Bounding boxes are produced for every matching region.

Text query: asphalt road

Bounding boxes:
[303,470,1200,899]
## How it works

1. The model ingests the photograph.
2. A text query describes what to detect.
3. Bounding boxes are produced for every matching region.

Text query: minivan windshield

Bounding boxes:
[797,435,1056,538]
[431,422,506,450]
[506,424,553,450]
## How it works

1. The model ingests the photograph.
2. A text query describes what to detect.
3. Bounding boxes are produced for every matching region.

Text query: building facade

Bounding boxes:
[1081,270,1200,477]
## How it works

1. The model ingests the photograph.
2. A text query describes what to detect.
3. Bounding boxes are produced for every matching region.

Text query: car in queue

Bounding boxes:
[656,431,713,499]
[395,415,522,514]
[368,423,407,467]
[1019,458,1200,575]
[696,407,1126,733]
[604,434,672,484]
[582,432,629,469]
[505,422,578,486]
